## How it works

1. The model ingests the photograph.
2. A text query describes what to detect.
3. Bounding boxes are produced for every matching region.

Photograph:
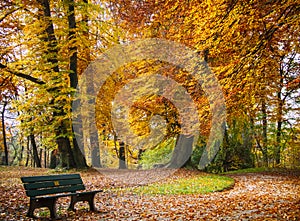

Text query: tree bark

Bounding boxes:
[44,146,47,168]
[89,87,101,167]
[29,133,41,168]
[1,101,8,165]
[118,141,127,169]
[72,132,88,168]
[275,67,284,165]
[50,149,59,169]
[67,0,91,168]
[166,134,194,168]
[37,0,86,168]
[25,136,30,167]
[261,98,268,167]
[19,145,24,166]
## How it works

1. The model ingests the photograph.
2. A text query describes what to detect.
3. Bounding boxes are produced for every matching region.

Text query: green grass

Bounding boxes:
[221,167,268,174]
[126,175,234,195]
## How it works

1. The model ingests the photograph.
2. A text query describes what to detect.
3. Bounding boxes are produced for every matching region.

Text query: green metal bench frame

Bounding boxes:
[21,173,103,219]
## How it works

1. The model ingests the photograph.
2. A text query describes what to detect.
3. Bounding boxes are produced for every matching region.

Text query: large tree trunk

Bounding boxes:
[88,85,101,168]
[82,0,101,168]
[166,134,194,168]
[56,137,75,168]
[241,122,254,168]
[38,0,87,168]
[67,0,89,168]
[50,149,59,169]
[38,0,73,168]
[118,141,127,169]
[72,133,88,168]
[85,70,101,167]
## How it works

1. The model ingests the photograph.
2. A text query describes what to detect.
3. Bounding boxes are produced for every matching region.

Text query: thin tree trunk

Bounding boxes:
[19,145,24,166]
[29,134,41,168]
[10,144,18,166]
[1,101,8,165]
[25,136,30,167]
[261,98,268,167]
[44,146,47,168]
[39,148,43,167]
[276,101,283,165]
[275,68,284,165]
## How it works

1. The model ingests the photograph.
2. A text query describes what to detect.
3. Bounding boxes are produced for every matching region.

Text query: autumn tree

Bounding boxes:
[1,0,298,170]
[106,0,300,169]
[0,0,119,168]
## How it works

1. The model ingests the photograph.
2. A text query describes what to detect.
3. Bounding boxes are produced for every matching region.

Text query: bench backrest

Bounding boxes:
[21,174,85,198]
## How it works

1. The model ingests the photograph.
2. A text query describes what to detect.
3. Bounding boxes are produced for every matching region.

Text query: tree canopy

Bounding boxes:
[0,0,299,170]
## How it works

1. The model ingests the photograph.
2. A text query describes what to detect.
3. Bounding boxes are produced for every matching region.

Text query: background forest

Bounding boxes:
[0,0,299,172]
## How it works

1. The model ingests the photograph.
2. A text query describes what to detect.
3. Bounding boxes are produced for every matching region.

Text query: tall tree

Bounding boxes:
[0,0,121,168]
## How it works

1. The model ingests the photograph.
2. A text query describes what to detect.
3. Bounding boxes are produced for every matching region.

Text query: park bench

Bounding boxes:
[21,173,103,219]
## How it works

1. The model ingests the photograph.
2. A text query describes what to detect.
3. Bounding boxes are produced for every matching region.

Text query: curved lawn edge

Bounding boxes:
[124,174,235,195]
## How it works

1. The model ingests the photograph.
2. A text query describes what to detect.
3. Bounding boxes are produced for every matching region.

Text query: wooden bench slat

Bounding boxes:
[21,174,81,183]
[26,184,85,197]
[24,178,83,190]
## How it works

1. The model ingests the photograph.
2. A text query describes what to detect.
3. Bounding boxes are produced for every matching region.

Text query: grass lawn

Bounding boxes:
[125,174,234,195]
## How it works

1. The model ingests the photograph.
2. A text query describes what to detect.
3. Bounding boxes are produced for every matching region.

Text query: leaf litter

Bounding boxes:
[0,166,299,220]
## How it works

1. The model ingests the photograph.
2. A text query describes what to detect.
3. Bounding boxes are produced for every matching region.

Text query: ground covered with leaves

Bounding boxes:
[0,166,299,220]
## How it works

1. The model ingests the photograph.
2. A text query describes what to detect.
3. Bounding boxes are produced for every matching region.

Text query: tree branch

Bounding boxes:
[0,63,45,85]
[0,7,20,23]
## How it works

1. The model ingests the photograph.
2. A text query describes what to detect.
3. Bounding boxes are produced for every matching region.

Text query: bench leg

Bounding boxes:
[69,195,77,211]
[48,198,57,219]
[69,193,97,211]
[87,193,96,211]
[27,199,35,218]
[27,198,58,219]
